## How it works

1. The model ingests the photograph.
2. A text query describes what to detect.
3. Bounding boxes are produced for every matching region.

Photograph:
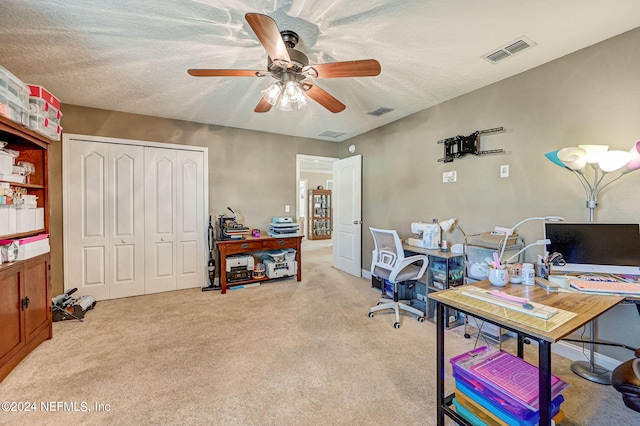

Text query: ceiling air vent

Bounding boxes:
[482,36,537,64]
[319,130,346,138]
[368,107,394,117]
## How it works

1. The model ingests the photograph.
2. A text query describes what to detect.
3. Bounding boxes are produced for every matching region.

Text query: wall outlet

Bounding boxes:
[500,165,509,178]
[442,171,457,183]
[285,205,290,213]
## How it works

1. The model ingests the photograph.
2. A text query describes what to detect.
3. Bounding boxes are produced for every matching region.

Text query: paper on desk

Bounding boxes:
[439,288,577,332]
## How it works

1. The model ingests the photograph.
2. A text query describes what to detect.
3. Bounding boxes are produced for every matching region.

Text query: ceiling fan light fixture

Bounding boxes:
[261,82,282,105]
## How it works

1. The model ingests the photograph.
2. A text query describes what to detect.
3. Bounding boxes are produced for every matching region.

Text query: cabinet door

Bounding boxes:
[23,255,50,341]
[0,265,25,366]
[145,147,177,294]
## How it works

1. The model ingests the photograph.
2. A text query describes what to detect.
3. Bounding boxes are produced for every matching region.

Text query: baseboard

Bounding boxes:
[551,341,622,371]
[362,269,372,280]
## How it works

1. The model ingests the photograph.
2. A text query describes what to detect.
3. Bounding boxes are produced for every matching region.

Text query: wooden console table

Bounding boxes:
[216,233,302,294]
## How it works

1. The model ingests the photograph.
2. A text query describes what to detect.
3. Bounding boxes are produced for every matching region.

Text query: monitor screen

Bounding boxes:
[544,223,640,275]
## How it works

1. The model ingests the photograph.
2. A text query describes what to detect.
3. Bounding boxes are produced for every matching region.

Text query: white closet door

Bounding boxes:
[66,141,145,300]
[144,147,178,294]
[176,150,205,289]
[66,140,111,300]
[109,144,145,299]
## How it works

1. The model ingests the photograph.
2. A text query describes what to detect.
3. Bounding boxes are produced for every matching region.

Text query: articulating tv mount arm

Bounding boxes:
[437,127,505,163]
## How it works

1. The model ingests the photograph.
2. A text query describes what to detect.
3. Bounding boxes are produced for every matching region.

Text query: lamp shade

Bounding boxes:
[598,150,632,172]
[578,144,609,163]
[557,146,587,171]
[625,141,640,172]
[439,218,456,232]
[544,150,566,168]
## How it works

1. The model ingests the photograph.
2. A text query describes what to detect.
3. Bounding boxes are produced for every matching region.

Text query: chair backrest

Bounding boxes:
[370,227,406,276]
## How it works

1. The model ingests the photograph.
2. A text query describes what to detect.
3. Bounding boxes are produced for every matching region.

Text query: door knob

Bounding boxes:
[161,238,165,242]
[122,240,126,243]
[353,220,361,225]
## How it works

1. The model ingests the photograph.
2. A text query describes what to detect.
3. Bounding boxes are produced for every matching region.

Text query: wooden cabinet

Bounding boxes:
[308,189,331,240]
[0,115,51,382]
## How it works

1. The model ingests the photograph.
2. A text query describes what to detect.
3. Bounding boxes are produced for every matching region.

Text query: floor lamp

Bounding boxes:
[545,142,640,384]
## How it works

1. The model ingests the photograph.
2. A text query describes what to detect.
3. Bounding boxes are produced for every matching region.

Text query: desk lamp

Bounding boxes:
[439,218,466,253]
[497,216,564,263]
[545,142,640,222]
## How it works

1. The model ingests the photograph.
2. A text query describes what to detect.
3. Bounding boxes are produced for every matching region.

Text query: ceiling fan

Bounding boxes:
[188,13,381,113]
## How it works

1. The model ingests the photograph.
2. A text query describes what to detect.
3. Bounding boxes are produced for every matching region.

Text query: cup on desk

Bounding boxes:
[488,267,509,287]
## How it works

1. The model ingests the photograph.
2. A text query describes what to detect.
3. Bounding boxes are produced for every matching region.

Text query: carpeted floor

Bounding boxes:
[1,239,638,425]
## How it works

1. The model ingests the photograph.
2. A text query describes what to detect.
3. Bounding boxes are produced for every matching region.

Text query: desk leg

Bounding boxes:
[219,249,227,294]
[538,340,552,426]
[436,302,445,426]
[517,335,524,358]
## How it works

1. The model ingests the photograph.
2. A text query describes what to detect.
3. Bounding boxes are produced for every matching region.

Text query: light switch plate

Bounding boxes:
[500,165,509,178]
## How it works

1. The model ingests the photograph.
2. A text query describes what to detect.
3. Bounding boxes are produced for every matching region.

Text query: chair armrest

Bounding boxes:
[389,255,429,282]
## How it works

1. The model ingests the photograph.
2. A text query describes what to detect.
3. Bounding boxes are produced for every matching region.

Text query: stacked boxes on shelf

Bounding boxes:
[0,66,30,127]
[28,84,62,140]
[0,64,62,140]
[450,346,569,425]
[0,233,49,261]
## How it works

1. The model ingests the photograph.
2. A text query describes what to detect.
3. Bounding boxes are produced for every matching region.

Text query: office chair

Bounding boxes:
[368,227,429,329]
[611,348,640,413]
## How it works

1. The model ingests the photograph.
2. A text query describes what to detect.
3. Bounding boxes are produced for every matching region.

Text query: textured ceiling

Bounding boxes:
[2,0,640,142]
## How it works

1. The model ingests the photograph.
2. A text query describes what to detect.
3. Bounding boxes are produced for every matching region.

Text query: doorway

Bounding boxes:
[296,154,337,243]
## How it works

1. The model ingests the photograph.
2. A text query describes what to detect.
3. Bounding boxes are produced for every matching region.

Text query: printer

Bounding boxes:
[226,254,254,282]
[268,217,300,237]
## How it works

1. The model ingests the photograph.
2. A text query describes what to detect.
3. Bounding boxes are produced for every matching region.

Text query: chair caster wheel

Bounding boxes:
[418,316,425,322]
[394,322,400,329]
[368,312,374,318]
[464,334,471,339]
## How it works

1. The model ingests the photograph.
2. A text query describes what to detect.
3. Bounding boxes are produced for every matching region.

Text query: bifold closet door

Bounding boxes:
[144,147,205,294]
[66,141,145,300]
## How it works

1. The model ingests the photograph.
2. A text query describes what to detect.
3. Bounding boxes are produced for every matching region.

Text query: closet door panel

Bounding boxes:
[66,140,111,301]
[145,147,177,294]
[110,144,145,299]
[176,151,205,289]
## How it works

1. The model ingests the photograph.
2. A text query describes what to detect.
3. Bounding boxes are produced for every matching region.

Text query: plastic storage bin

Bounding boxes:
[0,66,30,106]
[450,346,569,420]
[455,378,564,426]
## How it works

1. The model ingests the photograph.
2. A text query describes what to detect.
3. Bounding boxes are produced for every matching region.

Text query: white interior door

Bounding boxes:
[109,143,145,298]
[176,150,205,289]
[332,155,362,276]
[64,140,145,300]
[145,147,177,294]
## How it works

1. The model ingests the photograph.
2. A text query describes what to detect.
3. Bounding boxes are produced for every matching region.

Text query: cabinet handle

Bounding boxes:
[122,240,126,243]
[21,297,30,310]
[241,243,249,249]
[161,238,165,242]
[278,240,285,245]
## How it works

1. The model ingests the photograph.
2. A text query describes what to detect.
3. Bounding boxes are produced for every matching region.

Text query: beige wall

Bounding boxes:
[341,27,640,360]
[51,107,339,296]
[51,27,640,361]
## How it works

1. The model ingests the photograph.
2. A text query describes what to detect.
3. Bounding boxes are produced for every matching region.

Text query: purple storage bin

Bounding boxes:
[450,346,569,419]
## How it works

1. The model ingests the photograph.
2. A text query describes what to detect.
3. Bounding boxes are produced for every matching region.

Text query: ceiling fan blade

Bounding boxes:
[254,97,272,113]
[303,59,381,78]
[188,69,265,77]
[245,13,291,67]
[305,83,346,113]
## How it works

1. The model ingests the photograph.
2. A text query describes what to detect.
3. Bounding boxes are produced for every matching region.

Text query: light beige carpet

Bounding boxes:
[1,239,638,425]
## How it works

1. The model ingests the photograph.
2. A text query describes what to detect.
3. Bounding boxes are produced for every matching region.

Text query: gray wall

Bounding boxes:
[340,27,640,360]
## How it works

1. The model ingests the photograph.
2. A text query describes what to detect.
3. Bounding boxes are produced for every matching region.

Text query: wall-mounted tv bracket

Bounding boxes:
[437,127,505,163]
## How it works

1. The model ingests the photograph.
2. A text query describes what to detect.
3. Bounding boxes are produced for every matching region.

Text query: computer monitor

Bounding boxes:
[544,223,640,275]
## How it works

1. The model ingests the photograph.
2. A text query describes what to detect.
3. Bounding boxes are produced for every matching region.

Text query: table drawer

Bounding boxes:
[261,239,291,250]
